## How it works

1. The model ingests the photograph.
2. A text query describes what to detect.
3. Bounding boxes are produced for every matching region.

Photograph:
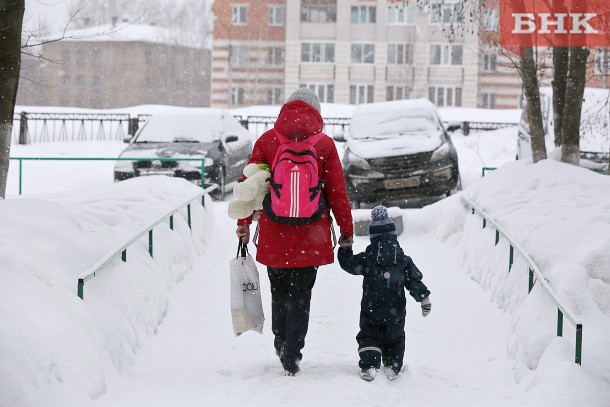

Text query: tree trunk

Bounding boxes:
[521,47,547,163]
[560,47,590,166]
[0,0,25,198]
[552,47,569,147]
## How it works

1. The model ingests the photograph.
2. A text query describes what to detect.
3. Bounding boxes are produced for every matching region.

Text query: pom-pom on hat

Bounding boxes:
[369,205,397,239]
[286,87,321,113]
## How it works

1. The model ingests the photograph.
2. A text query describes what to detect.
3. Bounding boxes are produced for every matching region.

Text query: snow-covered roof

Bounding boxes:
[45,23,207,49]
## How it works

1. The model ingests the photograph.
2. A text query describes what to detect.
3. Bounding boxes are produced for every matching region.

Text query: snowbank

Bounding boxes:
[416,160,610,404]
[0,177,212,406]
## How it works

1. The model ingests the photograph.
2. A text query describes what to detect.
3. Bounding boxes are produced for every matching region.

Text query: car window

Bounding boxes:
[351,109,442,139]
[135,115,221,143]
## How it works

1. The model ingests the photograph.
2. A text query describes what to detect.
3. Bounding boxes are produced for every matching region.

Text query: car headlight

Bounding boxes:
[347,151,371,170]
[114,159,134,172]
[182,157,214,169]
[431,143,450,162]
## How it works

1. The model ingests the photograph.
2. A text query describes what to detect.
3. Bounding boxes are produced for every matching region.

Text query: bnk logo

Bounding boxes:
[500,0,610,48]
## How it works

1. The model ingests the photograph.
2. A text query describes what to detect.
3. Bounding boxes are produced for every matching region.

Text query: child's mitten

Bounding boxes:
[421,296,431,317]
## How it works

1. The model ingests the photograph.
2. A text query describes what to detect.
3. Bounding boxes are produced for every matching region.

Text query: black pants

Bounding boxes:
[357,307,406,372]
[267,266,318,371]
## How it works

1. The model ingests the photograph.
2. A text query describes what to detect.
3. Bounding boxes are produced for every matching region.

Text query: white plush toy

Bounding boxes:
[227,163,271,221]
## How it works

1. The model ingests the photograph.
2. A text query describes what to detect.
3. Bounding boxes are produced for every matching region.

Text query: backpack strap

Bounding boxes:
[273,128,326,147]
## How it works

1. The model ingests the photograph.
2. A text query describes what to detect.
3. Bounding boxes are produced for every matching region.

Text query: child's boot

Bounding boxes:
[383,366,400,381]
[359,367,378,382]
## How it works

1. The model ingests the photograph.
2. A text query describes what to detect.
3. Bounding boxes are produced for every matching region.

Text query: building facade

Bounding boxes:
[17,24,211,109]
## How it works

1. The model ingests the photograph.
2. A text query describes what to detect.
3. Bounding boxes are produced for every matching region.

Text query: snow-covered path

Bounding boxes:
[87,202,516,407]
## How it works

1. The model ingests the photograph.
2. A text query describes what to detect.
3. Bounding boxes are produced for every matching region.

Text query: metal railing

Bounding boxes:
[9,157,210,196]
[462,195,583,365]
[12,111,518,144]
[77,186,216,300]
[482,167,498,177]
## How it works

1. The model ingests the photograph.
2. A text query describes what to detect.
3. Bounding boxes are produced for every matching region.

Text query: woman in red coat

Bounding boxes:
[236,88,353,375]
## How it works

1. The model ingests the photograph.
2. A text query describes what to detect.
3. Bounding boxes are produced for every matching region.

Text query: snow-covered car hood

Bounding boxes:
[119,141,213,158]
[346,133,443,159]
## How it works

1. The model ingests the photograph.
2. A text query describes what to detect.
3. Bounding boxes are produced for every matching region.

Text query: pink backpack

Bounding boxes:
[262,129,327,225]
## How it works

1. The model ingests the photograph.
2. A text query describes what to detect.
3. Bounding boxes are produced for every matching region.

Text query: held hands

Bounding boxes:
[338,235,353,249]
[421,296,431,317]
[236,225,250,244]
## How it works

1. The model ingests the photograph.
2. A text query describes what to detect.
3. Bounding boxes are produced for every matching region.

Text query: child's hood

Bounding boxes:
[366,235,404,267]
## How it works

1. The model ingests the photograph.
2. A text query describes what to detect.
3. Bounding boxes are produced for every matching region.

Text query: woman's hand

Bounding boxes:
[236,225,250,244]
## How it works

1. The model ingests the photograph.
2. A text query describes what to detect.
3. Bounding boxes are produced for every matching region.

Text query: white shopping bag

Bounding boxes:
[230,240,264,336]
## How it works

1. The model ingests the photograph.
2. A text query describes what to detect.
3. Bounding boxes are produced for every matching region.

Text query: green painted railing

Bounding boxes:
[481,167,498,177]
[9,157,209,196]
[462,195,583,365]
[77,185,217,300]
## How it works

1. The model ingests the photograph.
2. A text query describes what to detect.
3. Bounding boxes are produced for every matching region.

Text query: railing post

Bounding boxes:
[482,218,486,229]
[19,159,23,195]
[170,214,174,230]
[463,121,470,136]
[575,325,583,365]
[557,309,564,337]
[187,204,192,230]
[528,268,534,293]
[78,279,84,299]
[122,249,126,262]
[19,112,28,144]
[148,230,153,257]
[495,230,500,246]
[128,117,139,136]
[509,245,514,272]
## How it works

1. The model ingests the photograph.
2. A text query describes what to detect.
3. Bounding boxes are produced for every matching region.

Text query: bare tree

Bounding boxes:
[0,0,26,198]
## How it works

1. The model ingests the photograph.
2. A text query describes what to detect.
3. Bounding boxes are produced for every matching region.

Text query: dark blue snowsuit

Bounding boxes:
[338,234,430,372]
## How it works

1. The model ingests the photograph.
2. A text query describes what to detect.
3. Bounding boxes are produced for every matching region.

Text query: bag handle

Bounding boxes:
[236,238,249,259]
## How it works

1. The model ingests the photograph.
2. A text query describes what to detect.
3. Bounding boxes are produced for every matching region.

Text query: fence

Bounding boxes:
[12,111,518,144]
[9,157,211,196]
[462,195,583,365]
[77,185,216,300]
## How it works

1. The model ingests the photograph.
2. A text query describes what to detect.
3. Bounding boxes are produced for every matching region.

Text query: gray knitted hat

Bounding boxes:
[369,205,397,239]
[286,87,321,113]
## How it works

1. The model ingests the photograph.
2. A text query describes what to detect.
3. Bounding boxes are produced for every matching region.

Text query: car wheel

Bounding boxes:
[212,168,226,201]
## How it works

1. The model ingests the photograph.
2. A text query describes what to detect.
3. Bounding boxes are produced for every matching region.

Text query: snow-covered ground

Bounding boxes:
[3,105,609,406]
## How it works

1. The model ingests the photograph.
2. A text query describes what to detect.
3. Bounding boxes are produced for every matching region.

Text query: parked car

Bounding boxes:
[342,99,461,208]
[517,87,610,173]
[114,109,252,200]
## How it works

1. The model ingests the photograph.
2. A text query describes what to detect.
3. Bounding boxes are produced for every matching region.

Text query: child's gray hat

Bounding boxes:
[369,205,397,239]
[286,87,321,114]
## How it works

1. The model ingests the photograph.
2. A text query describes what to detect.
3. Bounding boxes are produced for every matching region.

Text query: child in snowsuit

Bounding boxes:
[338,205,431,381]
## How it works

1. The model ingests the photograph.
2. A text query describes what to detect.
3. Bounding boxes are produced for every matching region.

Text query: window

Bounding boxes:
[267,47,284,65]
[300,83,335,103]
[61,49,71,63]
[301,42,335,63]
[159,53,167,67]
[429,44,463,65]
[92,49,102,64]
[267,88,283,104]
[595,50,610,75]
[482,93,497,109]
[387,44,413,64]
[482,9,499,31]
[349,84,374,104]
[232,4,248,25]
[92,75,101,87]
[483,53,497,72]
[145,50,152,64]
[430,0,464,25]
[351,5,376,23]
[60,75,69,86]
[301,0,337,23]
[351,43,374,64]
[387,4,416,25]
[76,49,86,65]
[428,86,462,107]
[386,85,410,101]
[230,45,248,66]
[268,5,284,26]
[232,87,245,105]
[76,75,85,87]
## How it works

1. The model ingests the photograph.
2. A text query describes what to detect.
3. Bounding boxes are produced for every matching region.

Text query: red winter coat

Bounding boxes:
[237,100,354,268]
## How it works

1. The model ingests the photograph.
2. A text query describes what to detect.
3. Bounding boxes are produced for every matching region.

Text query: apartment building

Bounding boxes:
[210,1,609,110]
[17,24,211,109]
